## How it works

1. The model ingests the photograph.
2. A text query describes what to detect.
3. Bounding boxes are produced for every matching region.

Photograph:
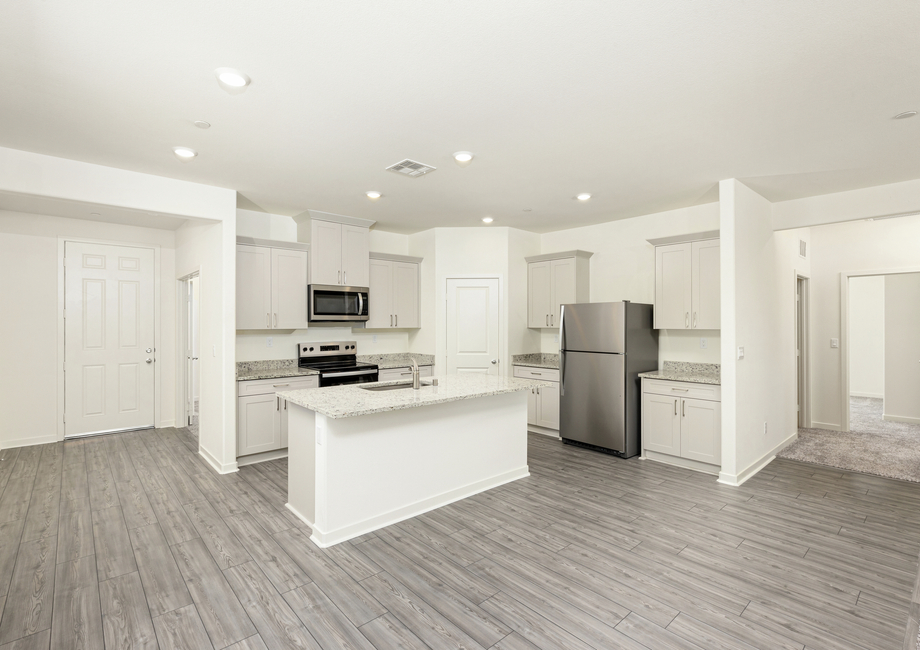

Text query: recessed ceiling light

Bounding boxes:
[90,212,101,217]
[365,191,382,200]
[214,68,251,94]
[893,111,918,119]
[576,193,592,201]
[482,217,493,224]
[173,147,198,161]
[193,120,211,129]
[453,151,474,167]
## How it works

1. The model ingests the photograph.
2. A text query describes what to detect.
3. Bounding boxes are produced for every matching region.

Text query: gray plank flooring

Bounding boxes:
[0,428,918,649]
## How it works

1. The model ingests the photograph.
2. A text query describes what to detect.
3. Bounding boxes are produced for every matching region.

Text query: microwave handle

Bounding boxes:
[358,293,364,315]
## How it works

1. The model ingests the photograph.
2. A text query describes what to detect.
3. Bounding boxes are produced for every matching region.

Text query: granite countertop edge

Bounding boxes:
[511,353,560,370]
[236,368,320,381]
[637,371,721,386]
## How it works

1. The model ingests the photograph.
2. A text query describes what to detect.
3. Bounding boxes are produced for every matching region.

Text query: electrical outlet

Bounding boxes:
[737,346,745,360]
[266,337,273,348]
[763,422,768,436]
[212,345,216,357]
[373,335,377,343]
[830,338,839,348]
[700,338,708,349]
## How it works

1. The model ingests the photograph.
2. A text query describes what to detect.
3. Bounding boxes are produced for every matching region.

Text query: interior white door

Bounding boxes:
[446,278,500,374]
[272,248,309,329]
[65,241,156,437]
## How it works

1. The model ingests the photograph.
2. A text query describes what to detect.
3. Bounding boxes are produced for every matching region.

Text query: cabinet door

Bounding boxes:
[536,383,560,430]
[311,220,343,285]
[681,398,721,465]
[528,261,552,328]
[237,245,273,329]
[272,248,309,329]
[691,239,720,330]
[367,258,393,328]
[527,387,538,426]
[550,258,576,328]
[238,393,282,456]
[654,243,692,329]
[341,225,370,287]
[378,367,411,382]
[641,392,681,456]
[393,262,420,328]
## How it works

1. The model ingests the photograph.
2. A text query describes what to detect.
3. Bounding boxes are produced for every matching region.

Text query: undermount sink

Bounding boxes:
[360,381,430,392]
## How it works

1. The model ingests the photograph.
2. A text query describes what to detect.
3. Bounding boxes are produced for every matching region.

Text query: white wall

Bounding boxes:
[408,229,437,355]
[806,215,920,429]
[236,209,298,241]
[719,180,802,485]
[773,178,920,231]
[884,273,920,423]
[538,202,722,363]
[847,276,884,399]
[0,210,176,448]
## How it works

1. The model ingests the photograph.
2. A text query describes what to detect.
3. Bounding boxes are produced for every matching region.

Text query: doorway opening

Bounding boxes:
[178,272,201,437]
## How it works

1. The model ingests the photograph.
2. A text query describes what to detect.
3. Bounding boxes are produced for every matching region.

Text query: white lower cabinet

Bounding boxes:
[513,366,560,435]
[377,365,432,382]
[641,378,721,472]
[237,375,318,457]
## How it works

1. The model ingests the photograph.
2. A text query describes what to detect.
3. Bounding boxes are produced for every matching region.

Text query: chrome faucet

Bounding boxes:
[411,358,420,390]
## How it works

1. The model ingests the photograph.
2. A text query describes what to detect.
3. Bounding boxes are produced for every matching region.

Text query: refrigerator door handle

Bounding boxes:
[559,350,566,396]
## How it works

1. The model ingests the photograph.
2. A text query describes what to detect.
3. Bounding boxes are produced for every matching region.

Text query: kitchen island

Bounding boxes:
[278,374,550,547]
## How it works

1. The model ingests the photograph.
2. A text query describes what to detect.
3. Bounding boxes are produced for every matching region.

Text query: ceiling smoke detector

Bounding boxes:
[386,158,437,178]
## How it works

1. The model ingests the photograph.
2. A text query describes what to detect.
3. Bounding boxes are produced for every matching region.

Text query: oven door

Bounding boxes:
[319,368,379,387]
[308,285,370,322]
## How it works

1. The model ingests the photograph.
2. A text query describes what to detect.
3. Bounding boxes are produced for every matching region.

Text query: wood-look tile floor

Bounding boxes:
[0,428,917,650]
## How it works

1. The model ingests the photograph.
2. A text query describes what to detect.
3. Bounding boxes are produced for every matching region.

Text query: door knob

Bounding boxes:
[490,359,498,364]
[146,348,152,353]
[145,358,153,364]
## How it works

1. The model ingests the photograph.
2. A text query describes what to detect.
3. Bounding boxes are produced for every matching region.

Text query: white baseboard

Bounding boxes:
[643,450,719,476]
[158,419,176,428]
[527,425,561,439]
[301,466,530,548]
[849,392,883,400]
[884,413,920,425]
[1,433,59,450]
[199,446,238,474]
[810,421,843,432]
[718,431,798,487]
[237,449,288,467]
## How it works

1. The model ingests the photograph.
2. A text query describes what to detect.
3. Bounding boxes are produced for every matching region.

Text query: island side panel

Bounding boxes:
[315,390,528,546]
[287,404,316,526]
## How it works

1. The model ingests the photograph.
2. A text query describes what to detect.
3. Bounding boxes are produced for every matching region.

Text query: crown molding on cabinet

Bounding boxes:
[524,250,594,263]
[646,230,719,247]
[307,209,376,229]
[369,252,424,264]
[236,236,309,251]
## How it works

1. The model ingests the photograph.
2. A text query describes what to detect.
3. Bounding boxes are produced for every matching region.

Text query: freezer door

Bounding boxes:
[560,302,626,353]
[559,351,627,452]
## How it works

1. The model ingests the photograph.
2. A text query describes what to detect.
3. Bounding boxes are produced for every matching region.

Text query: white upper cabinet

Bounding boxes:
[367,254,421,329]
[237,241,308,330]
[525,251,592,329]
[309,215,372,287]
[652,235,720,330]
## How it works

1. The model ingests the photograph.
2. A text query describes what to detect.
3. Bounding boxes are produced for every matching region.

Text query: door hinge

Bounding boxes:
[62,309,66,319]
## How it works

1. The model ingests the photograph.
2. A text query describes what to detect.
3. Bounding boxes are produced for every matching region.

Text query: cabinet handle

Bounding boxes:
[284,399,287,410]
[551,314,554,326]
[338,270,341,284]
[266,312,270,328]
[395,314,398,327]
[273,383,290,387]
[274,313,277,327]
[693,312,697,328]
[682,400,686,417]
[276,396,280,411]
[545,314,549,326]
[671,387,689,392]
[674,399,677,415]
[344,271,347,285]
[390,315,393,327]
[537,387,541,395]
[685,312,690,328]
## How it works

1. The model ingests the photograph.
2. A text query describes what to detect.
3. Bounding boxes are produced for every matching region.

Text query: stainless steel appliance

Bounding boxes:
[297,340,378,386]
[559,301,658,457]
[308,285,370,323]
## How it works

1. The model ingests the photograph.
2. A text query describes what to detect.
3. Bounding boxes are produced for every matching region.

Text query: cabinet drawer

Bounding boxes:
[513,366,560,382]
[641,378,720,402]
[378,366,432,382]
[238,375,319,397]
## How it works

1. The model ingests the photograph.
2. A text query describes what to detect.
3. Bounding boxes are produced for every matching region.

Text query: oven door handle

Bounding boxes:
[323,369,378,378]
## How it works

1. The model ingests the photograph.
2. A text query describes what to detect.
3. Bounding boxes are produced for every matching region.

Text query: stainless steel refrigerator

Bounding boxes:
[559,301,658,457]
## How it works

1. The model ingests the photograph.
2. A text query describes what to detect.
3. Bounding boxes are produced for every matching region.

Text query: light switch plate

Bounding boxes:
[266,337,273,347]
[737,346,745,360]
[830,338,839,348]
[373,335,377,343]
[700,338,708,349]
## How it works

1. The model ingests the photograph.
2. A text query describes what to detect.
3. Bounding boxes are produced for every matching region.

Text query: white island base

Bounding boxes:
[286,390,529,547]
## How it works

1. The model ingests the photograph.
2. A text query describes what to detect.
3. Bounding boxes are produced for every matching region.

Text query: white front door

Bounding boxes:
[446,278,500,374]
[65,241,156,437]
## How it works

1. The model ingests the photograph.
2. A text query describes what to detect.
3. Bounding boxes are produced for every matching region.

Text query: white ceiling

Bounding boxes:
[1,1,918,234]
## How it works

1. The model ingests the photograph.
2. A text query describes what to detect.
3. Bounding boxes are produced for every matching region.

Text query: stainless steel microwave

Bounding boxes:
[308,284,370,323]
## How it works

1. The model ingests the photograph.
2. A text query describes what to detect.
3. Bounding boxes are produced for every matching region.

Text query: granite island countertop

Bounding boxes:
[236,360,319,381]
[278,374,551,419]
[511,353,559,369]
[356,353,436,369]
[638,361,720,385]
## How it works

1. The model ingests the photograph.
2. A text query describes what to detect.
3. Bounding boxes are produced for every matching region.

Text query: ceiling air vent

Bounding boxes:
[386,158,437,178]
[799,240,807,258]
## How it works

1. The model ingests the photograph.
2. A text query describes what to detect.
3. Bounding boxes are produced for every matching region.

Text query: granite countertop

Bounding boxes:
[512,353,560,369]
[278,374,552,419]
[236,360,319,381]
[638,361,720,385]
[356,353,436,369]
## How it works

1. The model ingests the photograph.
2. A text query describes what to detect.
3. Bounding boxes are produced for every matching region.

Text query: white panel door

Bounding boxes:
[236,245,273,329]
[393,261,419,328]
[65,241,155,437]
[311,220,343,285]
[681,398,721,465]
[691,239,721,330]
[367,258,393,328]
[536,382,560,430]
[641,392,681,456]
[341,224,370,287]
[272,248,309,329]
[446,278,500,374]
[550,258,576,328]
[528,261,552,328]
[655,243,692,329]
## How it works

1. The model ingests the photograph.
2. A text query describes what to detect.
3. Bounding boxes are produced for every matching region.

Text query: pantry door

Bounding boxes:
[446,277,500,375]
[64,241,156,437]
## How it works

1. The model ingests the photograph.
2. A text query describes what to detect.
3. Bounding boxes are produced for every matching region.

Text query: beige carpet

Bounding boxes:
[778,397,920,482]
